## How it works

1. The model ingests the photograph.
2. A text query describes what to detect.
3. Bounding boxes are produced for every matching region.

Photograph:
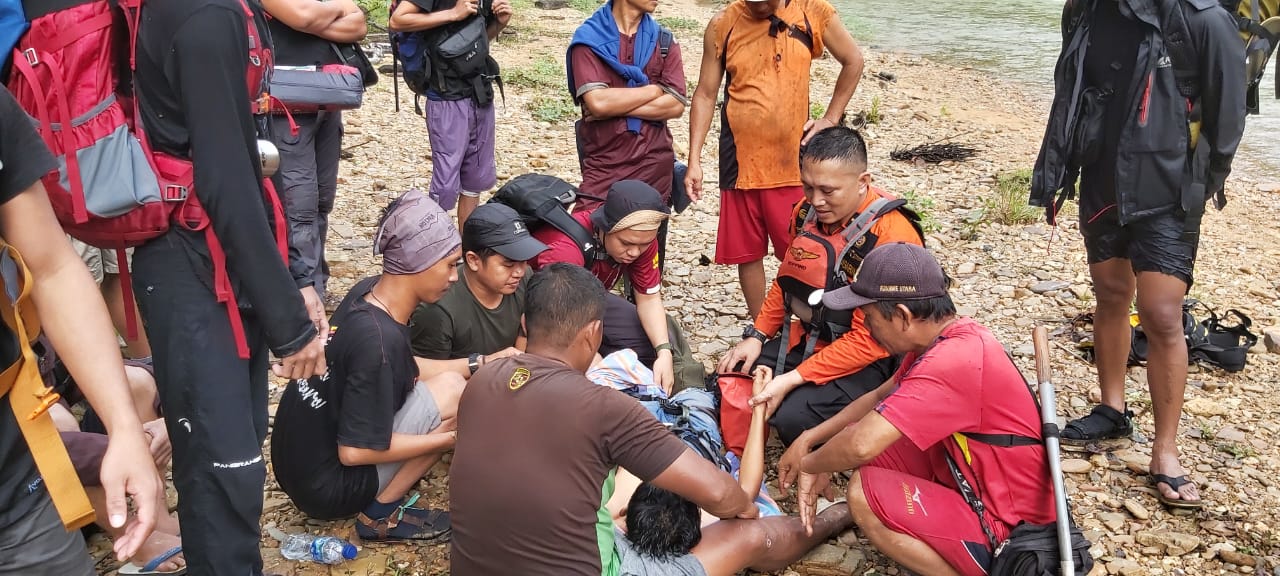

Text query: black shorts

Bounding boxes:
[1080,208,1199,287]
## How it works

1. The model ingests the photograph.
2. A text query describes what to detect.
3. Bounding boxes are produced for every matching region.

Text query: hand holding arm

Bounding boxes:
[738,366,771,500]
[803,18,863,145]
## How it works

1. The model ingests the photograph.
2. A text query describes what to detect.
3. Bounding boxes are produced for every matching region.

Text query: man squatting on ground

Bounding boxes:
[272,190,464,542]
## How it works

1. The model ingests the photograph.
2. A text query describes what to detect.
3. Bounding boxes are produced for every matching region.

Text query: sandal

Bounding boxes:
[1062,404,1133,449]
[356,498,451,543]
[1151,474,1204,510]
[118,546,186,575]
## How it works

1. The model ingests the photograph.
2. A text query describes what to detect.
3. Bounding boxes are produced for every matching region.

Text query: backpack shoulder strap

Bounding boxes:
[1162,0,1205,100]
[658,25,673,58]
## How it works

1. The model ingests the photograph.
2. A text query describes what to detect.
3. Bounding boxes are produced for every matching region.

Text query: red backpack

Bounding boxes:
[7,0,287,358]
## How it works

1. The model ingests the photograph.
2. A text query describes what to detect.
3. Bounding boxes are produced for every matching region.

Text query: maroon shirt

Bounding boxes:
[570,35,687,210]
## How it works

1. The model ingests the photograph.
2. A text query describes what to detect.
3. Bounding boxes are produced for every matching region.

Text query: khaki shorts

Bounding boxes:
[69,237,131,283]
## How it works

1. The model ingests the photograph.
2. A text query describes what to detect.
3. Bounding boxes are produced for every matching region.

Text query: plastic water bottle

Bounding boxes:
[279,534,357,565]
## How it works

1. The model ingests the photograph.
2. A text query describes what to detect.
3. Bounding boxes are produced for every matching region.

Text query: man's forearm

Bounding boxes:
[687,91,715,163]
[318,11,368,42]
[582,85,664,119]
[800,387,885,448]
[389,9,457,32]
[823,58,863,126]
[628,94,684,121]
[415,356,470,380]
[800,427,868,475]
[340,431,454,465]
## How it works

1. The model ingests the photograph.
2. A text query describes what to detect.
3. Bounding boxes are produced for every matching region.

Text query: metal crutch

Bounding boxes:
[1033,325,1075,576]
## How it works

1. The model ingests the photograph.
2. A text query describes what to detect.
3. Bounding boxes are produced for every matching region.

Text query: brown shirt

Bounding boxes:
[570,35,687,210]
[449,354,687,576]
[712,0,836,190]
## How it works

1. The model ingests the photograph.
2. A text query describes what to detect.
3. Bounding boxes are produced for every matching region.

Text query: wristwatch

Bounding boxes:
[468,353,482,376]
[742,325,768,343]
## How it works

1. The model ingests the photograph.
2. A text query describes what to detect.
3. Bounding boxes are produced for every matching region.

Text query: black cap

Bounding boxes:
[463,203,549,262]
[822,243,949,310]
[589,180,671,233]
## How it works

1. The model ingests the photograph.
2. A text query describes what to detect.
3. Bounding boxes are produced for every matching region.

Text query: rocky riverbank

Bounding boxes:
[90,0,1280,574]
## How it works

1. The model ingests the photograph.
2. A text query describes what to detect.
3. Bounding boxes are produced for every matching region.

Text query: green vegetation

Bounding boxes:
[809,102,826,121]
[505,56,566,90]
[899,189,939,234]
[658,16,703,33]
[983,169,1039,226]
[529,94,577,123]
[866,95,882,125]
[569,0,602,13]
[843,14,873,41]
[355,0,389,29]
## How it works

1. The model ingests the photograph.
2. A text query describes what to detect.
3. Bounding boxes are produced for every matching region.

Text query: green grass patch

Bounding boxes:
[810,101,826,120]
[983,169,1039,226]
[899,189,939,234]
[505,56,566,90]
[569,0,602,12]
[529,94,578,123]
[865,95,882,125]
[356,0,390,29]
[511,0,534,10]
[658,16,702,33]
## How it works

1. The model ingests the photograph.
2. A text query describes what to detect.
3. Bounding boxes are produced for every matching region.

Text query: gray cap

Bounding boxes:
[822,243,948,310]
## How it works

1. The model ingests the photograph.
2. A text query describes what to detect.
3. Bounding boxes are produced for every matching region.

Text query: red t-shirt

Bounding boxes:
[570,34,686,210]
[530,210,662,294]
[875,318,1057,531]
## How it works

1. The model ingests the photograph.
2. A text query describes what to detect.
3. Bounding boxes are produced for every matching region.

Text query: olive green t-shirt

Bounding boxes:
[409,269,526,360]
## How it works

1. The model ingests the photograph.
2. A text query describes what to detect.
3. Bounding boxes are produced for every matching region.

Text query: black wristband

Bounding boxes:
[468,353,481,375]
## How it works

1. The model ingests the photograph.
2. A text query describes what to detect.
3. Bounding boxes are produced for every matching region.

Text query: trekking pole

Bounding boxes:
[1033,325,1074,576]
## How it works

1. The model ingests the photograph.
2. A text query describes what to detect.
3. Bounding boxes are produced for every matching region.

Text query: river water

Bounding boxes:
[832,0,1279,173]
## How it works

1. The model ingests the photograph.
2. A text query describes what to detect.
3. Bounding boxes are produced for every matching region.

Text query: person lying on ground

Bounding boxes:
[36,340,180,574]
[449,263,764,575]
[719,126,923,445]
[271,190,464,542]
[531,180,681,392]
[600,366,853,576]
[784,242,1056,576]
[0,84,158,576]
[410,203,547,379]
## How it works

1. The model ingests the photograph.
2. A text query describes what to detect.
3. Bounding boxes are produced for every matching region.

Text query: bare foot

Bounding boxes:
[129,530,186,573]
[156,512,181,537]
[1149,451,1201,505]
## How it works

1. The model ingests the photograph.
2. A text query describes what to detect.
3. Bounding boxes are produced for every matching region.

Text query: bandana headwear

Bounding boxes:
[375,189,461,275]
[589,180,671,234]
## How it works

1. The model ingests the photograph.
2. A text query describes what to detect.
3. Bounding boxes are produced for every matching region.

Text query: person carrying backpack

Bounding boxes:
[389,0,511,225]
[262,0,369,326]
[129,0,328,573]
[566,0,688,263]
[1030,0,1247,512]
[718,126,923,447]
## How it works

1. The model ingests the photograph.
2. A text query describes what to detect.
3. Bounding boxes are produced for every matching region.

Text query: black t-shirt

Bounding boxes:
[407,0,495,100]
[1079,0,1145,221]
[410,270,526,359]
[134,0,315,357]
[271,276,419,519]
[268,18,341,68]
[0,85,58,528]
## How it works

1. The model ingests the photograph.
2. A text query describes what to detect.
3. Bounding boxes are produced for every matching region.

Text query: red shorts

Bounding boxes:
[714,186,805,264]
[860,439,1006,576]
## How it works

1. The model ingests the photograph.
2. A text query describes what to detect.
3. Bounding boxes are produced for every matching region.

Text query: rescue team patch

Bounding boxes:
[508,367,532,391]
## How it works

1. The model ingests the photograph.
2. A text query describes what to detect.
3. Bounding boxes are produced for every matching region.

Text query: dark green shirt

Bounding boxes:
[410,269,526,360]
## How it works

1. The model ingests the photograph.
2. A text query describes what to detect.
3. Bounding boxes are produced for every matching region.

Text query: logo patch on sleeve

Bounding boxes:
[508,367,532,391]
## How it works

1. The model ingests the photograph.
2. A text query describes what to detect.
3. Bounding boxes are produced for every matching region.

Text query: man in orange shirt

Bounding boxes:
[685,0,864,319]
[719,127,922,445]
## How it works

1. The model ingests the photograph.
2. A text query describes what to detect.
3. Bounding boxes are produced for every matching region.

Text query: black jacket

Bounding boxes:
[1031,0,1246,225]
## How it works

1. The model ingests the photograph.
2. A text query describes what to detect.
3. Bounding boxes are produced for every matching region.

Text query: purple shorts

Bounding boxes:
[426,98,497,210]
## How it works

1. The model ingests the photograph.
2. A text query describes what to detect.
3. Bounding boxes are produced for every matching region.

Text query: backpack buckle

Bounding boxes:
[250,54,261,67]
[23,49,38,67]
[162,184,189,201]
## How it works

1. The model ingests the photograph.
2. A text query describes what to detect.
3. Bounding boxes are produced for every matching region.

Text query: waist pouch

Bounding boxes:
[437,16,489,79]
[269,64,364,114]
[1070,86,1111,168]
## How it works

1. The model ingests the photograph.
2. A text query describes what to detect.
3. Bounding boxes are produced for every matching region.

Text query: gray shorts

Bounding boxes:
[614,528,707,576]
[69,236,132,283]
[0,491,95,576]
[375,382,443,493]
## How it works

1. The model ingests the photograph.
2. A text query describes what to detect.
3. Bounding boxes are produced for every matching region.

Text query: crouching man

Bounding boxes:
[272,190,463,542]
[785,243,1056,576]
[449,263,850,576]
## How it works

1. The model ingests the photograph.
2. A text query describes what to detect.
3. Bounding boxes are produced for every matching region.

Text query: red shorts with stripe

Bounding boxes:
[714,186,805,264]
[860,439,1007,576]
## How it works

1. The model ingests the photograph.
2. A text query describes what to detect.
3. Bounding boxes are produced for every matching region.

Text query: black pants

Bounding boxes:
[272,111,342,300]
[755,336,900,446]
[133,231,271,576]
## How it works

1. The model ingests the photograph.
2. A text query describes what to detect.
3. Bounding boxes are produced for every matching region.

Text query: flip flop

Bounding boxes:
[1151,474,1204,510]
[118,546,186,575]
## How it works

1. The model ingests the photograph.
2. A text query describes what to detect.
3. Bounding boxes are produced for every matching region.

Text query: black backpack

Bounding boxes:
[488,174,603,266]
